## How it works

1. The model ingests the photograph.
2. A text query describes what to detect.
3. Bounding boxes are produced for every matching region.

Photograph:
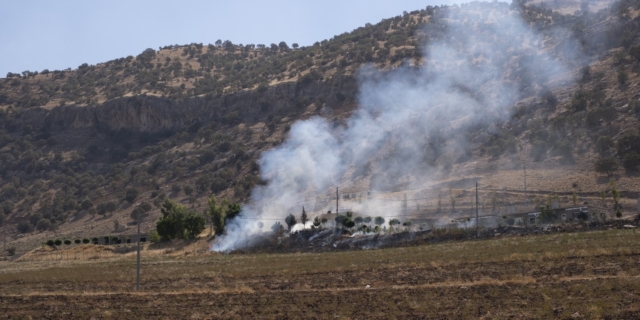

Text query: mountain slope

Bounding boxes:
[2,0,640,254]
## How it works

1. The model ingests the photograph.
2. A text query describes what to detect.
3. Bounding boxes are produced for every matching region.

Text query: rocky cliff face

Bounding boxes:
[19,75,358,134]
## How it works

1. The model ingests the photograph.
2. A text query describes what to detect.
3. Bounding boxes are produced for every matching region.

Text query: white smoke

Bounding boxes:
[212,3,575,251]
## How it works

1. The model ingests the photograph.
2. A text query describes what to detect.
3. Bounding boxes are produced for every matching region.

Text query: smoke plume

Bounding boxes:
[212,2,575,251]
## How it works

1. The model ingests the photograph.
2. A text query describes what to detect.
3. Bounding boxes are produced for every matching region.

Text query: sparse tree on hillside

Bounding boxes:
[81,199,94,211]
[125,188,139,203]
[618,70,628,85]
[595,157,618,176]
[17,221,29,233]
[36,219,50,232]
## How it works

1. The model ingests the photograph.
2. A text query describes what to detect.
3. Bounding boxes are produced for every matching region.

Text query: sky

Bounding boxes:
[0,0,462,77]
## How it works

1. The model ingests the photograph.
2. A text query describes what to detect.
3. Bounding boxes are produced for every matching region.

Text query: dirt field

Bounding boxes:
[1,229,640,319]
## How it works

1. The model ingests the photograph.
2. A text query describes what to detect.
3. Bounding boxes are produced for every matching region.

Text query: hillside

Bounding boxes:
[2,0,640,254]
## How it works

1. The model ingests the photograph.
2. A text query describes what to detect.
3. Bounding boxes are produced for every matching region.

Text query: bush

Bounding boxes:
[595,157,618,175]
[74,239,81,244]
[7,247,15,256]
[46,239,55,246]
[149,230,161,243]
[54,239,62,246]
[16,221,30,233]
[64,239,71,245]
[92,237,99,244]
[82,238,90,244]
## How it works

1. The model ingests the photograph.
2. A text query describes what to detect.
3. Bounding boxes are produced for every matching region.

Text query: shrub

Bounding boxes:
[64,239,71,245]
[125,188,139,203]
[92,237,99,244]
[46,239,55,246]
[16,221,30,233]
[74,239,81,244]
[617,133,640,157]
[596,136,614,152]
[623,152,640,172]
[36,218,51,231]
[149,230,160,243]
[7,247,15,256]
[618,70,628,85]
[82,238,90,244]
[54,239,62,246]
[594,157,618,175]
[570,90,588,112]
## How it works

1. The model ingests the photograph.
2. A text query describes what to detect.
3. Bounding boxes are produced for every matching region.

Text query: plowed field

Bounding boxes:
[1,229,640,319]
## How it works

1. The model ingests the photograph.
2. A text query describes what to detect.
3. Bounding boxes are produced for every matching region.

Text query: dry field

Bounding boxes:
[1,229,640,319]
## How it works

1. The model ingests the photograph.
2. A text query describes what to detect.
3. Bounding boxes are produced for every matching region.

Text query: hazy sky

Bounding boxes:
[0,0,462,76]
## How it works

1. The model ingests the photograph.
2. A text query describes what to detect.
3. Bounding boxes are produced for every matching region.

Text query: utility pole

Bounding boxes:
[523,162,527,193]
[136,209,141,291]
[476,182,479,239]
[336,187,339,216]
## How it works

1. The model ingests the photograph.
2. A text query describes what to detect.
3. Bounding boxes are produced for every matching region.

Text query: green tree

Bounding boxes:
[285,213,297,232]
[54,239,62,246]
[82,238,90,244]
[374,216,385,226]
[156,198,187,240]
[300,207,308,229]
[74,239,81,244]
[183,212,206,238]
[610,179,621,211]
[206,196,225,236]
